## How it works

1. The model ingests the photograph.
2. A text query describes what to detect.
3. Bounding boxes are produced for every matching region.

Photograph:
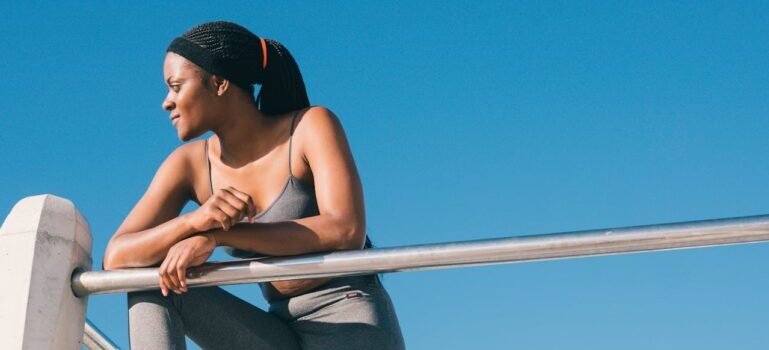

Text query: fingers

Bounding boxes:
[213,207,231,231]
[219,187,253,223]
[159,249,190,295]
[158,255,170,297]
[224,187,257,223]
[175,253,189,292]
[164,253,182,293]
[158,235,215,297]
[199,186,256,232]
[214,200,241,230]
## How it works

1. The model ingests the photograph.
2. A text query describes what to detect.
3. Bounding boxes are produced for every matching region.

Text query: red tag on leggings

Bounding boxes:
[346,292,362,299]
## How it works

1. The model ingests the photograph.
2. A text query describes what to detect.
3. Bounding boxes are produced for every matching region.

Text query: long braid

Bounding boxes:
[257,39,310,115]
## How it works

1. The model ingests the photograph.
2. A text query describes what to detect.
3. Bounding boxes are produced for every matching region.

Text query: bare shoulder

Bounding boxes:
[152,139,208,194]
[163,140,203,171]
[293,105,346,141]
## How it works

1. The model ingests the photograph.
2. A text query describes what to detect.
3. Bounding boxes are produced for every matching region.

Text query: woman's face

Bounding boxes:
[162,52,218,141]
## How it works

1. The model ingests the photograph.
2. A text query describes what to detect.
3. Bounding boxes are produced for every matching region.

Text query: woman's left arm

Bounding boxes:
[212,106,367,255]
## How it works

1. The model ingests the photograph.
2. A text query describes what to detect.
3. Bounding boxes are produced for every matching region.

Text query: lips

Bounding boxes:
[170,114,180,124]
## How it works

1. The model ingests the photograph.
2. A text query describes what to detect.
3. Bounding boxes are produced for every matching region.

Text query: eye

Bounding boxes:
[170,84,180,92]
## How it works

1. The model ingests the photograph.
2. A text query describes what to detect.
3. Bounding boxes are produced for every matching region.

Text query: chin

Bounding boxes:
[177,127,204,142]
[179,134,194,142]
[178,131,196,142]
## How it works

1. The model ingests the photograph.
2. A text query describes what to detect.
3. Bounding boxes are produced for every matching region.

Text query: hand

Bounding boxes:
[158,233,217,296]
[187,186,257,232]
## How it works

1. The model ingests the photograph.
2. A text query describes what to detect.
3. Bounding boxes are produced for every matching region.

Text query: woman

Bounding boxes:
[103,21,404,350]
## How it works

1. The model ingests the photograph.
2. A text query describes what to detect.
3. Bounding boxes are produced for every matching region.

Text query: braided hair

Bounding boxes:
[167,21,309,116]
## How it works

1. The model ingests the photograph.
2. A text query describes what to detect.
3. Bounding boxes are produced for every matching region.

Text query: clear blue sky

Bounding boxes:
[2,1,769,349]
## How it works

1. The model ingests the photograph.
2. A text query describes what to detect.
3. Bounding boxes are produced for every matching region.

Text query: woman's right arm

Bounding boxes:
[102,145,197,270]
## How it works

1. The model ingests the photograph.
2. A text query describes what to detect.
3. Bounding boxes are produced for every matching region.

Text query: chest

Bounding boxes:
[193,141,314,212]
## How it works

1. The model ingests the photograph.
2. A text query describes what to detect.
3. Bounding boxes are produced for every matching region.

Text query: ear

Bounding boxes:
[211,75,230,96]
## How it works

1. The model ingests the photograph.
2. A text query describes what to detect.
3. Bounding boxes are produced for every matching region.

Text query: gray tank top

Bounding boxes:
[205,110,371,259]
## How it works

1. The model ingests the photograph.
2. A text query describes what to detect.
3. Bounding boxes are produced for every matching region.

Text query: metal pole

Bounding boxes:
[73,214,769,296]
[83,318,120,350]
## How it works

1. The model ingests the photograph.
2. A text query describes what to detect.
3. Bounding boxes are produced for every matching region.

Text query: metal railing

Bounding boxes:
[74,213,769,297]
[83,319,119,350]
[4,195,769,350]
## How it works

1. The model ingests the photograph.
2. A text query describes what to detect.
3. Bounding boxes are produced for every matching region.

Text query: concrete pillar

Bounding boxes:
[0,195,92,350]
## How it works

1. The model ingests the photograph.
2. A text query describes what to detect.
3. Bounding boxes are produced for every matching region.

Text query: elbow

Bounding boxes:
[102,251,120,271]
[103,235,127,270]
[334,221,367,250]
[103,233,164,269]
[102,243,130,270]
[102,261,117,271]
[102,241,147,270]
[103,249,156,270]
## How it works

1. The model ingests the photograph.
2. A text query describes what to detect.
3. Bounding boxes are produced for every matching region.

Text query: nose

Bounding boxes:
[162,92,174,111]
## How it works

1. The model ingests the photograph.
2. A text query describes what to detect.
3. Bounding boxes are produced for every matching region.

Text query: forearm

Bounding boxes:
[213,215,365,256]
[103,214,197,269]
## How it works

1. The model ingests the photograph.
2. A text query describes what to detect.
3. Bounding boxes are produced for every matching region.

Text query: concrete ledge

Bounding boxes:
[0,195,92,350]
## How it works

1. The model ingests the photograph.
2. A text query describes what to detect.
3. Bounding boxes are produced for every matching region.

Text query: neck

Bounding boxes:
[212,101,282,167]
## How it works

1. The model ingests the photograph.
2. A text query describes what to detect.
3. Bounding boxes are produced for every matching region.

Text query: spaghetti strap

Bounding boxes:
[205,138,214,197]
[287,110,300,178]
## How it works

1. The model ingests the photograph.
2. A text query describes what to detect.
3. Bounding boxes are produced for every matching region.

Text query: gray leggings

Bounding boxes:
[127,275,405,350]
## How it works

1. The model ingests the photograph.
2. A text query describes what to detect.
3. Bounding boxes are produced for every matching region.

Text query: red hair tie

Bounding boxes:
[260,38,268,69]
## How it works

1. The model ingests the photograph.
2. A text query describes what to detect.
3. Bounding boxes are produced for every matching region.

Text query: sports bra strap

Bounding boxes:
[205,138,214,197]
[288,110,300,178]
